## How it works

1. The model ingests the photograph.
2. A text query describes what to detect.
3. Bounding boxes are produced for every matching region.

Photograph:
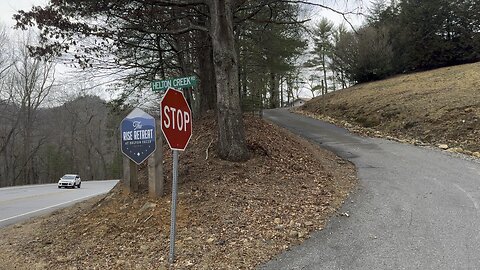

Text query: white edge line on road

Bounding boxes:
[0,192,108,224]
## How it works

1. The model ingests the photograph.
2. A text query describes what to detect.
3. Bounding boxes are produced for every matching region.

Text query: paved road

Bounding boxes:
[0,180,118,228]
[261,109,480,270]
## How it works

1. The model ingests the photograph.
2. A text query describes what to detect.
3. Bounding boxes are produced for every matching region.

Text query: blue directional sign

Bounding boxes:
[121,108,156,165]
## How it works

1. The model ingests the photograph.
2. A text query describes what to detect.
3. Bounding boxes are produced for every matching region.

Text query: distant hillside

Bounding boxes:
[0,96,125,187]
[301,62,480,154]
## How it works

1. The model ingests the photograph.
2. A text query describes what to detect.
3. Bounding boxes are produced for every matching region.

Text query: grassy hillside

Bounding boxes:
[302,62,480,154]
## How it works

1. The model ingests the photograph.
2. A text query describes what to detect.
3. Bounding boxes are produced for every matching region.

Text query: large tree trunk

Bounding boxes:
[198,32,217,114]
[209,0,249,161]
[269,72,279,108]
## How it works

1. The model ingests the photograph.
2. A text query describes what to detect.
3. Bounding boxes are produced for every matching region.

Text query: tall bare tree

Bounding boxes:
[0,25,15,162]
[9,31,56,184]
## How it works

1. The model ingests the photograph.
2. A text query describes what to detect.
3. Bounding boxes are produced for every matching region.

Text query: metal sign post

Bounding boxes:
[169,150,179,264]
[160,88,192,264]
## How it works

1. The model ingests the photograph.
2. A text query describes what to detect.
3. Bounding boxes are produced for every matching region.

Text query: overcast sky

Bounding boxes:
[0,0,368,100]
[0,0,47,26]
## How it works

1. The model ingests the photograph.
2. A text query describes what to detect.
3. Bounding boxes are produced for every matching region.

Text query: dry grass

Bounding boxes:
[303,62,480,153]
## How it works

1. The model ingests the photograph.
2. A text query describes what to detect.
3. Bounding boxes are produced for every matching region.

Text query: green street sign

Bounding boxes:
[151,75,198,92]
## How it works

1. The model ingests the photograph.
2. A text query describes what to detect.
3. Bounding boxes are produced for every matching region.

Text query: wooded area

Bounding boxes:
[330,0,480,83]
[0,92,124,187]
[0,27,125,187]
[1,0,479,186]
[13,0,315,162]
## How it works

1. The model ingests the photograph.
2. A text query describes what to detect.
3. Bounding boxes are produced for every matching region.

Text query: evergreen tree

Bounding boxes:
[331,24,352,89]
[237,3,306,109]
[307,18,334,95]
[338,0,480,83]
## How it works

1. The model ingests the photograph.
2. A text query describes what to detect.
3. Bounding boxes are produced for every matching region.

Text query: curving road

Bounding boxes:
[261,109,480,270]
[0,180,118,228]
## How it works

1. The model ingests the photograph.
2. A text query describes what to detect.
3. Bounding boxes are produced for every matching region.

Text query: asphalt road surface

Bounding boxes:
[0,180,118,228]
[261,109,480,270]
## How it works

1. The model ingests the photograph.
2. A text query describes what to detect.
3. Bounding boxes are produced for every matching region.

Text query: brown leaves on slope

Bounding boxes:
[0,115,356,270]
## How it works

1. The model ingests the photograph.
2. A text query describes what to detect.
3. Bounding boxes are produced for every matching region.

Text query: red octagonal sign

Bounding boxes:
[161,88,192,151]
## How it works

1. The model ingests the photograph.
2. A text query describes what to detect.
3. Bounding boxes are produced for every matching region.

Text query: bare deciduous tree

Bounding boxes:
[7,31,55,185]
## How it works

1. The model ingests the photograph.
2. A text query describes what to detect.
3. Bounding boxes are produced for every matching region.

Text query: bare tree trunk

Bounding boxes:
[269,72,279,109]
[93,145,107,180]
[332,70,337,91]
[322,54,328,95]
[12,32,54,185]
[209,0,249,161]
[198,31,217,114]
[9,137,16,186]
[286,77,291,106]
[321,79,326,113]
[24,124,32,184]
[280,76,284,108]
[341,70,346,89]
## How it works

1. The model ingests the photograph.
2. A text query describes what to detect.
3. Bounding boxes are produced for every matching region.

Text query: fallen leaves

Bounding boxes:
[0,115,357,270]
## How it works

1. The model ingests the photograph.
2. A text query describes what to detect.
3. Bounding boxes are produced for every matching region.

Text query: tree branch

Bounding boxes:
[282,0,364,32]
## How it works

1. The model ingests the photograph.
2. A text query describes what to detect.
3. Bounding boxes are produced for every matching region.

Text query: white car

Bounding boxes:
[58,174,81,188]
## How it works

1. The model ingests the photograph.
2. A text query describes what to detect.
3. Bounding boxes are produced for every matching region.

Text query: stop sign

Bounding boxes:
[161,88,192,151]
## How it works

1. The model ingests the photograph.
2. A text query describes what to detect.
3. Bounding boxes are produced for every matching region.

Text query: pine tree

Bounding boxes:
[307,18,334,95]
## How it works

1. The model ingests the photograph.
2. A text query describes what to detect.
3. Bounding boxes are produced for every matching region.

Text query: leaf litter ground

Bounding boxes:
[0,115,356,270]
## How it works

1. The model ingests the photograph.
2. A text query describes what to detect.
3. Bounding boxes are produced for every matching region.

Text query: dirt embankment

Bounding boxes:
[0,115,356,270]
[301,62,480,156]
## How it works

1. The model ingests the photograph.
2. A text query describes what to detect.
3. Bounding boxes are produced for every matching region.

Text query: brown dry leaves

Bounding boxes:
[0,116,356,270]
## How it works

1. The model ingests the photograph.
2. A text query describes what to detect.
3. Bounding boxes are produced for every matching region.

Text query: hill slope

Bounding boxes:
[302,62,480,154]
[0,116,356,269]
